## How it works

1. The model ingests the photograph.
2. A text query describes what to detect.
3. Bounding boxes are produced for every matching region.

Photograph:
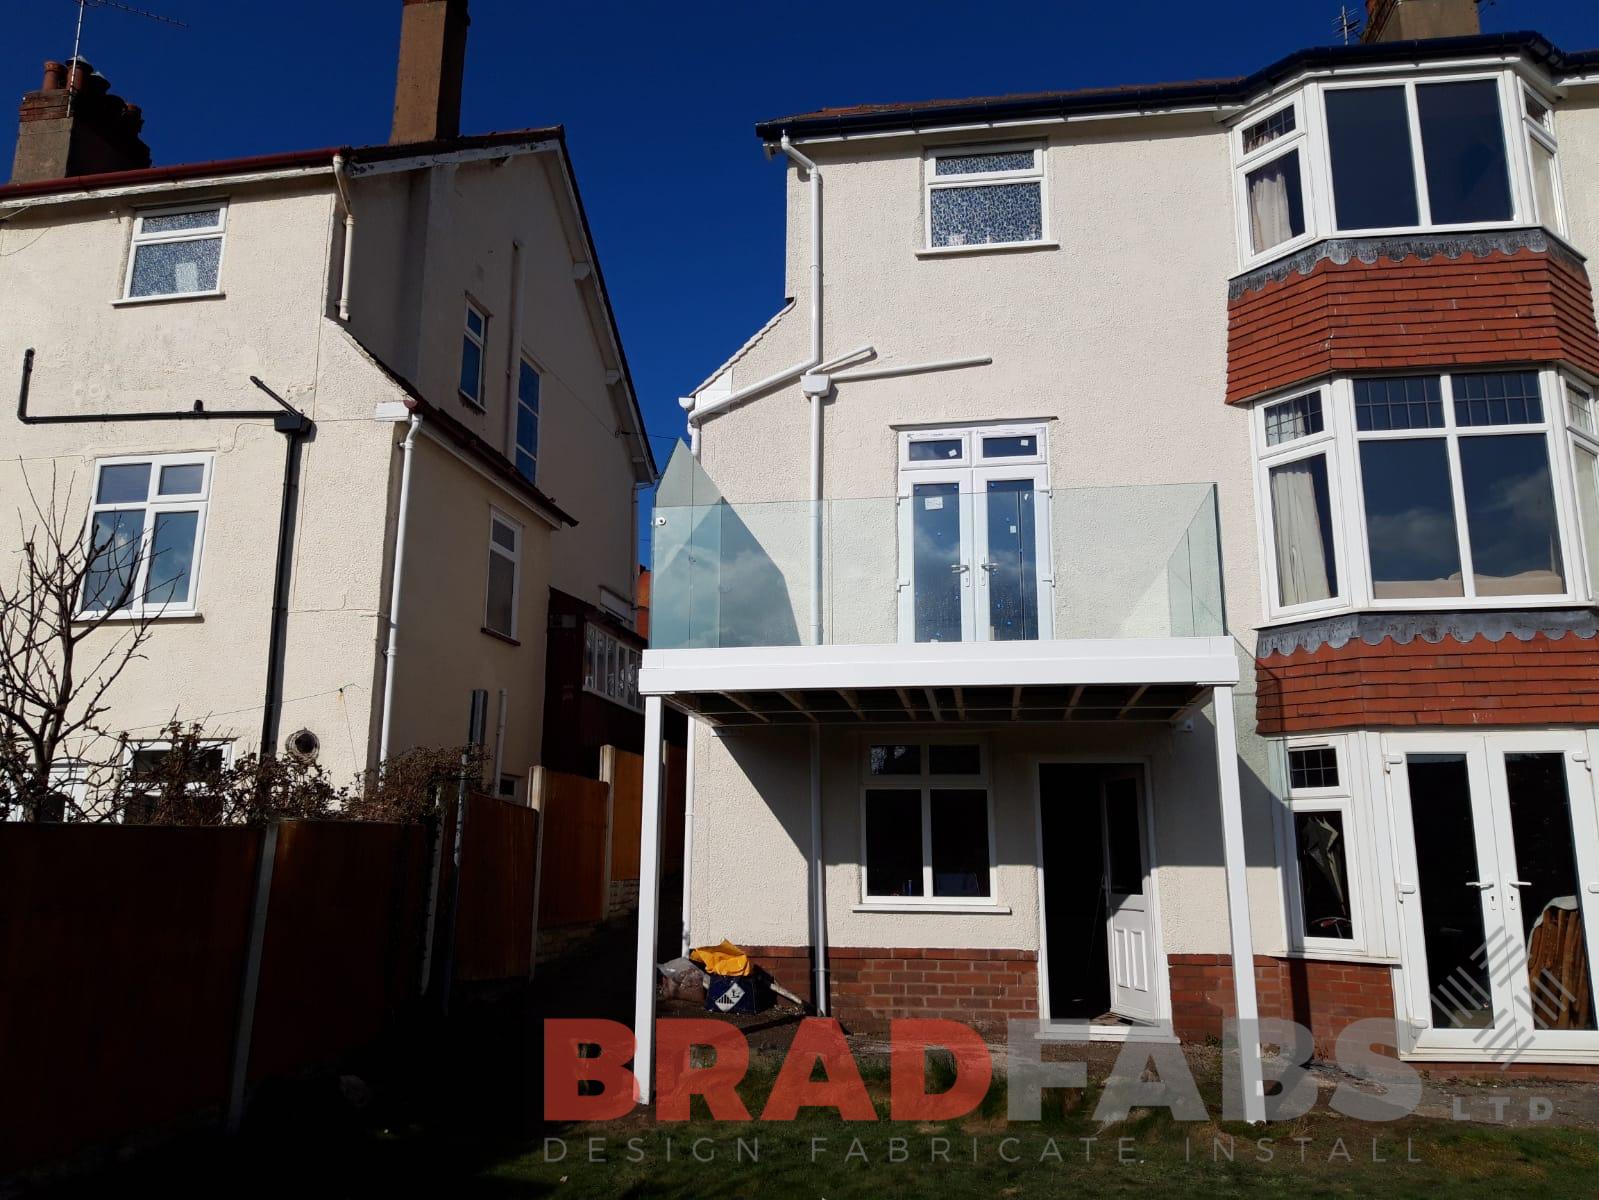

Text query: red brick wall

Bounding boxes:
[1256,632,1599,735]
[742,945,1038,1035]
[1169,953,1394,1057]
[1226,246,1599,405]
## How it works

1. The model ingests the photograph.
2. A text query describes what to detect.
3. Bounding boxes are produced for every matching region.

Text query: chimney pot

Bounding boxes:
[40,61,66,91]
[9,56,151,184]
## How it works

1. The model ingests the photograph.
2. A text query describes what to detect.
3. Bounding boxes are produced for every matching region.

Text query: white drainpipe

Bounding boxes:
[503,238,526,453]
[331,154,355,322]
[378,413,423,766]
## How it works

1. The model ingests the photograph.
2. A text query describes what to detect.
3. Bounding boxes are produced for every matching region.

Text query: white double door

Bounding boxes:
[1388,732,1599,1059]
[899,465,1052,643]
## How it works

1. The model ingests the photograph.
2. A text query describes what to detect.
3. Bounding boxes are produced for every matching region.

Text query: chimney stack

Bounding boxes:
[10,58,151,184]
[1362,0,1480,43]
[390,0,470,145]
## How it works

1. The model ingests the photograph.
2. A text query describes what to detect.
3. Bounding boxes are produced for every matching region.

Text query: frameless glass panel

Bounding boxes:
[1103,777,1143,896]
[869,745,921,776]
[930,789,990,898]
[908,438,962,462]
[935,149,1034,175]
[1355,376,1444,431]
[1458,434,1564,596]
[1453,371,1543,427]
[129,237,221,297]
[980,434,1037,458]
[1530,137,1559,228]
[1246,150,1306,254]
[1269,454,1338,606]
[486,553,515,634]
[1295,810,1355,940]
[1360,439,1463,599]
[912,482,964,642]
[929,182,1042,247]
[1289,745,1340,790]
[1416,80,1513,226]
[1264,392,1323,446]
[1326,86,1419,231]
[1573,445,1599,595]
[459,335,483,400]
[984,479,1038,641]
[1243,106,1297,152]
[928,744,981,775]
[157,463,203,496]
[96,463,150,504]
[1504,753,1596,1031]
[139,208,220,234]
[865,789,924,897]
[1407,754,1493,1029]
[145,510,197,606]
[82,510,144,612]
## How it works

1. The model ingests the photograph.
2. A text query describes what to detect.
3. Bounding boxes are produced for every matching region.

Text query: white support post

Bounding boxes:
[1212,684,1266,1124]
[632,696,666,1105]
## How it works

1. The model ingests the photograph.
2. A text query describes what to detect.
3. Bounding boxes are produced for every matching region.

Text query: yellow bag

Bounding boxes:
[691,939,752,977]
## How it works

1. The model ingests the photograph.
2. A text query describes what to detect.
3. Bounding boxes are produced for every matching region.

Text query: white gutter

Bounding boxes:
[0,164,334,210]
[378,413,423,766]
[331,154,355,322]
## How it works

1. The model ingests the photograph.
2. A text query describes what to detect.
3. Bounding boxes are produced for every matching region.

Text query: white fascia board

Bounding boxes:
[0,165,333,210]
[639,637,1240,695]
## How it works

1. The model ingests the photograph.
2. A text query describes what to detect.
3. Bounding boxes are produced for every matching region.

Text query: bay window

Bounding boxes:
[1233,69,1563,268]
[861,741,994,905]
[1255,369,1593,619]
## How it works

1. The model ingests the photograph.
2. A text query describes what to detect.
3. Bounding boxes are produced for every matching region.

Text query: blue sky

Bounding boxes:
[5,1,1599,558]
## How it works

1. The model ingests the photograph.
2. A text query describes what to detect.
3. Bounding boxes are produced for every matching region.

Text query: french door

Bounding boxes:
[1102,768,1160,1021]
[1388,732,1599,1059]
[899,465,1052,643]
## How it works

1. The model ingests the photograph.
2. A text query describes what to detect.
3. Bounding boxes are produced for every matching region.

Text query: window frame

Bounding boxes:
[121,737,234,823]
[582,622,643,712]
[922,141,1048,253]
[121,200,228,302]
[483,508,522,640]
[1252,370,1587,622]
[858,737,998,908]
[80,453,213,619]
[1231,68,1561,270]
[1278,736,1370,957]
[1562,377,1599,598]
[1521,83,1565,234]
[460,298,489,409]
[514,353,541,482]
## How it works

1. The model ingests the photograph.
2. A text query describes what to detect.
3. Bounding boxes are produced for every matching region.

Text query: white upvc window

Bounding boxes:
[122,738,233,824]
[1564,380,1599,599]
[80,454,211,618]
[897,423,1052,644]
[1522,85,1564,234]
[1253,369,1585,620]
[1234,96,1312,260]
[122,202,226,300]
[1279,737,1368,955]
[860,740,994,905]
[459,299,488,408]
[514,355,540,482]
[484,509,521,640]
[582,623,642,712]
[1232,68,1563,268]
[923,143,1046,251]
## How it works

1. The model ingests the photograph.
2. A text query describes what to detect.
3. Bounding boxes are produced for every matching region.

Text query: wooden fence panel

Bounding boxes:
[0,825,262,1171]
[248,821,431,1081]
[537,771,609,927]
[607,748,643,881]
[454,792,539,981]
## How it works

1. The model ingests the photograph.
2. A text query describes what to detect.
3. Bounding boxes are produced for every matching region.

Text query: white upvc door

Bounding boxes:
[1102,767,1160,1022]
[899,465,1050,644]
[1387,731,1599,1061]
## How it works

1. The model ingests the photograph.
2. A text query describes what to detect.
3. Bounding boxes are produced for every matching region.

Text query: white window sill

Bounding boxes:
[75,610,203,624]
[852,902,1012,915]
[1258,596,1596,628]
[1280,947,1398,966]
[112,291,225,307]
[916,241,1059,259]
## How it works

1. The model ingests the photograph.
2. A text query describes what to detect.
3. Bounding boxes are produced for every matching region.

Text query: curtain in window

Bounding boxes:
[1248,159,1295,252]
[1270,460,1332,606]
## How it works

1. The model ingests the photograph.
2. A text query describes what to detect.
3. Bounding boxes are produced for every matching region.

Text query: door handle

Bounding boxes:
[1508,880,1532,888]
[950,563,968,573]
[979,560,996,572]
[1465,881,1495,890]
